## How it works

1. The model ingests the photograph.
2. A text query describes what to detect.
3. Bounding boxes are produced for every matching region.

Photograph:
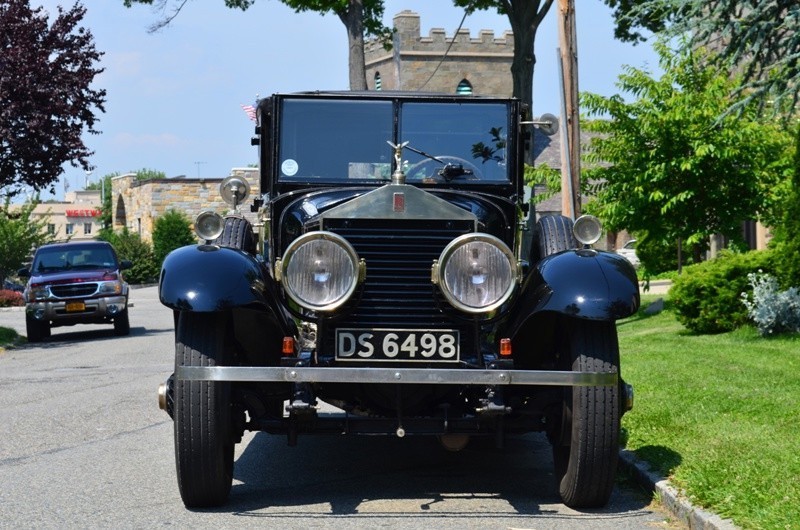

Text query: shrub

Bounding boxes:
[152,210,196,265]
[0,289,24,307]
[741,272,800,336]
[97,228,159,285]
[669,250,776,334]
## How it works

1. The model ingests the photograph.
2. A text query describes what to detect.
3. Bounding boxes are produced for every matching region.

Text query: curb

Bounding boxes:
[619,449,738,529]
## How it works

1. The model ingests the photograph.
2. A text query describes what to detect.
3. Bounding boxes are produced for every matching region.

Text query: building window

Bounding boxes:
[84,223,92,235]
[65,223,74,235]
[456,79,473,95]
[47,224,56,236]
[374,72,382,91]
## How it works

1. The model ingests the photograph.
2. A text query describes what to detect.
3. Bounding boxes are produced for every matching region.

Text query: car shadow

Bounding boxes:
[22,325,172,348]
[185,430,655,522]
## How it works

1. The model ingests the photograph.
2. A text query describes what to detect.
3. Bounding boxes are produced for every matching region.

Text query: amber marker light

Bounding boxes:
[282,337,295,356]
[500,338,512,357]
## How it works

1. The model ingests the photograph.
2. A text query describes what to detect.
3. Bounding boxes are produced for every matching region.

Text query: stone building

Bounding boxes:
[111,168,259,242]
[365,10,514,96]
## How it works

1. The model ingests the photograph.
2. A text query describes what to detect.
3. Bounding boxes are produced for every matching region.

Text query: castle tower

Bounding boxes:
[365,11,514,96]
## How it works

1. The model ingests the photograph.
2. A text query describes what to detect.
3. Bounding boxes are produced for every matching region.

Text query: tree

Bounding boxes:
[581,41,794,268]
[86,173,115,229]
[0,1,106,197]
[453,0,554,114]
[607,1,800,114]
[97,228,159,284]
[152,209,196,264]
[0,197,50,284]
[122,0,391,91]
[771,124,800,288]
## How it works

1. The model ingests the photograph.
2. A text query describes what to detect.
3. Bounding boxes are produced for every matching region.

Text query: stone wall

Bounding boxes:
[111,168,259,242]
[365,11,514,96]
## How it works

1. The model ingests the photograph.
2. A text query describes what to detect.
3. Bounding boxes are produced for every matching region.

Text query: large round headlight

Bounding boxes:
[435,233,518,314]
[279,232,361,312]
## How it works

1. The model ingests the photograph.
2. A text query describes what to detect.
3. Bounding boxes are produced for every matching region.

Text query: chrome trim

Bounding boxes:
[175,366,618,387]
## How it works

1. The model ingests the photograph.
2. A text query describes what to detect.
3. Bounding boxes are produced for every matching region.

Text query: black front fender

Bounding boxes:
[159,244,270,312]
[506,249,640,336]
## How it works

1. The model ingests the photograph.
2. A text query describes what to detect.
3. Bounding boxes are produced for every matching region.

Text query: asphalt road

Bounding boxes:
[0,286,674,529]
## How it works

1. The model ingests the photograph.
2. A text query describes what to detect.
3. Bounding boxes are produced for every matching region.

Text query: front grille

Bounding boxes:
[320,218,476,358]
[51,283,98,298]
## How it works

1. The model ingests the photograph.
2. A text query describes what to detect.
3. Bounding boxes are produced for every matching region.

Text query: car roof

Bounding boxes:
[35,241,114,252]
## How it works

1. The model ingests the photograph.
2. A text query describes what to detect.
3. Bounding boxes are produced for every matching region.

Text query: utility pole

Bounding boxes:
[557,0,581,219]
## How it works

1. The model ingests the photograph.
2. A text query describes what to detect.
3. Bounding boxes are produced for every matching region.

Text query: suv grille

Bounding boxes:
[51,283,98,298]
[320,218,476,358]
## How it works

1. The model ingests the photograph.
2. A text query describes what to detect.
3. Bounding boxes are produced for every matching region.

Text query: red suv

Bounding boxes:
[19,241,132,342]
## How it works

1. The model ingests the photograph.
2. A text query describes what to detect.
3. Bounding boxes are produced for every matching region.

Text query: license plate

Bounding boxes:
[335,328,460,362]
[65,301,85,312]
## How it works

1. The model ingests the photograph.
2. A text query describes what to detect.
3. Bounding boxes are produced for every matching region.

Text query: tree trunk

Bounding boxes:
[338,0,367,91]
[505,0,555,164]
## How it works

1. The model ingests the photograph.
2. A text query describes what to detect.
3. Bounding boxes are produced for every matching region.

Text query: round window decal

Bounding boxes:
[282,159,298,176]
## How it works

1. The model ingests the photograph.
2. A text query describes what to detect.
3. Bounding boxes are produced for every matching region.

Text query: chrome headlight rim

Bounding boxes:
[435,233,518,314]
[194,210,224,241]
[279,231,361,312]
[573,214,603,246]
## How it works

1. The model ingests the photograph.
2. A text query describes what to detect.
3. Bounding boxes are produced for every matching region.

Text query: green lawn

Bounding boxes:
[0,326,19,350]
[619,296,800,530]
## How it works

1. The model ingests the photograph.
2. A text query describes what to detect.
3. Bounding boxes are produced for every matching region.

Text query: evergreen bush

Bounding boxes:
[98,229,159,285]
[669,250,776,334]
[152,210,196,264]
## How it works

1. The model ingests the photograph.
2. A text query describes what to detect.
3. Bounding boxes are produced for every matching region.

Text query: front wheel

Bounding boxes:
[551,318,620,508]
[173,312,234,508]
[26,313,49,343]
[113,308,130,336]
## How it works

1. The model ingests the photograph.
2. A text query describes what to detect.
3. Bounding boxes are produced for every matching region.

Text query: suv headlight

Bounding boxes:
[434,233,518,314]
[98,280,123,295]
[29,286,49,301]
[277,232,363,312]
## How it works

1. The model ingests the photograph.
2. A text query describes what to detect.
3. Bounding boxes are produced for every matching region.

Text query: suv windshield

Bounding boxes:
[277,97,511,184]
[32,246,117,273]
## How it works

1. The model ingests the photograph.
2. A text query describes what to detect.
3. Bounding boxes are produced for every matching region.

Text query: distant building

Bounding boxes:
[111,168,259,242]
[26,190,103,242]
[365,11,514,96]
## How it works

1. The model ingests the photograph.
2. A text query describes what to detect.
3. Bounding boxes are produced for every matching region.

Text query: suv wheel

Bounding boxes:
[173,312,234,508]
[113,308,130,336]
[25,313,49,343]
[552,318,620,508]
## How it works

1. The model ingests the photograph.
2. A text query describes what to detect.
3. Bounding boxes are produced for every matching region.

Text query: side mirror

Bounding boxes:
[120,260,133,270]
[18,267,30,278]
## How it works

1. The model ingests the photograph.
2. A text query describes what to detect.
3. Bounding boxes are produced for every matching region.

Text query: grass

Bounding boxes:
[618,295,800,530]
[0,326,20,351]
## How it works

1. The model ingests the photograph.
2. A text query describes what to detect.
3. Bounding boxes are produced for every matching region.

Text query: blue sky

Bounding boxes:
[32,1,659,200]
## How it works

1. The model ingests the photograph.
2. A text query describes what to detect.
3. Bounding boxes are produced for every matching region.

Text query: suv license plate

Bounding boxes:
[65,301,85,312]
[336,328,460,362]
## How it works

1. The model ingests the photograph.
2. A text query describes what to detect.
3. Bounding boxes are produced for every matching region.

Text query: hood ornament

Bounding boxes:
[387,141,408,185]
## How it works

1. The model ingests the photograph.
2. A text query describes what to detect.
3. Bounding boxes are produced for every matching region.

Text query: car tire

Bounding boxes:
[535,215,577,259]
[113,308,130,336]
[552,318,620,508]
[213,215,256,254]
[25,313,49,343]
[173,311,234,508]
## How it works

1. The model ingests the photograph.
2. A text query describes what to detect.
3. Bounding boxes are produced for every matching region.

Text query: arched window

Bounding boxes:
[374,72,382,91]
[456,79,473,95]
[114,195,127,230]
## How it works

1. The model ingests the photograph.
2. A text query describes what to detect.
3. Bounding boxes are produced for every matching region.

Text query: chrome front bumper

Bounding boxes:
[27,295,128,321]
[175,366,618,386]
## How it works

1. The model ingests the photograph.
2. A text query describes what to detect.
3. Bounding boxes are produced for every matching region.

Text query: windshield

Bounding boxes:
[32,246,117,273]
[277,97,511,184]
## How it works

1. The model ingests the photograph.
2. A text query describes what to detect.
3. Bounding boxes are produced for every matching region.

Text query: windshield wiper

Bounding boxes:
[401,144,474,182]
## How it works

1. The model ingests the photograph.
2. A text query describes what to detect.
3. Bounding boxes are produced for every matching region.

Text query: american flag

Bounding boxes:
[241,104,257,122]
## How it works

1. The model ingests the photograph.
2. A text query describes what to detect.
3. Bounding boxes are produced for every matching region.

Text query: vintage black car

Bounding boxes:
[157,92,640,509]
[19,241,132,342]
